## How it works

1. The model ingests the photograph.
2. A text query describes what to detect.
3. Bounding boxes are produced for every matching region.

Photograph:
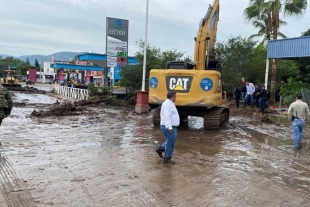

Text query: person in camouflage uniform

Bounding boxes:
[0,82,13,127]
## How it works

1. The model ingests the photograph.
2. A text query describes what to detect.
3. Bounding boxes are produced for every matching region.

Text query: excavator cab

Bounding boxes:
[166,61,195,70]
[207,59,221,71]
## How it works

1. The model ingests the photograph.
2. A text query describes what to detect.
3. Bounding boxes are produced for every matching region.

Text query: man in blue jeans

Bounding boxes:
[244,81,255,108]
[288,93,310,149]
[155,91,180,164]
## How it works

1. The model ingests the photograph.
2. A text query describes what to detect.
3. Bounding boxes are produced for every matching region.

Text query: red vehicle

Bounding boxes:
[27,69,37,83]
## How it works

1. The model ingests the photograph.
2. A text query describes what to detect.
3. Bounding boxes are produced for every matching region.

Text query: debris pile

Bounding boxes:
[30,99,107,117]
[8,86,46,94]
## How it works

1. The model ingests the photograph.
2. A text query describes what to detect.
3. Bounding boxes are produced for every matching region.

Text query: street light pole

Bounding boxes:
[40,55,42,83]
[135,0,150,114]
[141,0,149,91]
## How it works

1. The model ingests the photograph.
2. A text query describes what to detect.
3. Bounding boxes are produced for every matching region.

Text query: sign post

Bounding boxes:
[106,17,129,87]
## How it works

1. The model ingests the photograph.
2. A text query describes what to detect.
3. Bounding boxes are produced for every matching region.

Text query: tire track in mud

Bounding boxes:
[98,177,164,207]
[0,156,36,207]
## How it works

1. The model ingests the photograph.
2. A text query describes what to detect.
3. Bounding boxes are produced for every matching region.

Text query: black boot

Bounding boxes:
[156,147,164,158]
[163,159,175,164]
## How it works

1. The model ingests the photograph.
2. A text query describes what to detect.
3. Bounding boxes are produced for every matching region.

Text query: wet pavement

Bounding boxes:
[1,86,310,206]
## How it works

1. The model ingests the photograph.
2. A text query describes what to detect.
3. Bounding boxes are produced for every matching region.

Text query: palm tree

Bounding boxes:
[301,29,310,36]
[248,14,287,44]
[244,0,307,103]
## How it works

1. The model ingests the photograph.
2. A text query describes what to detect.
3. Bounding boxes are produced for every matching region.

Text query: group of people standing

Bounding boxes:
[234,78,269,115]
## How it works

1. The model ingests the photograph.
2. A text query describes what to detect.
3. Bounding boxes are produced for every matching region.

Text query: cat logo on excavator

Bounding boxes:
[165,76,193,93]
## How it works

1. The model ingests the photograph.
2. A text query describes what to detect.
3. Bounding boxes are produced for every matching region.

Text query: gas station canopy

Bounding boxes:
[76,53,138,68]
[51,63,104,71]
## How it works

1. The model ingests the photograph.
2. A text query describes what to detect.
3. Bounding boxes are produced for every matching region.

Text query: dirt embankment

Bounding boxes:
[30,96,135,117]
[30,99,107,117]
[7,86,46,94]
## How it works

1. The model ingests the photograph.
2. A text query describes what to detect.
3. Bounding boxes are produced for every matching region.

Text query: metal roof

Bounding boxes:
[267,36,310,59]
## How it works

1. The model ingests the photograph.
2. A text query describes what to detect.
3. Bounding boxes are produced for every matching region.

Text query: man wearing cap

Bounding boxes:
[0,82,13,146]
[155,91,180,164]
[288,93,310,149]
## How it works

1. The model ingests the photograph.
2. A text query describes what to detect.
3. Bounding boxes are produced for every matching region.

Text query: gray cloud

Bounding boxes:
[0,0,308,57]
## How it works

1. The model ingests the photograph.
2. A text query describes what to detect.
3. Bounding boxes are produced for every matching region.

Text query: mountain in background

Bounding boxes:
[0,51,86,65]
[0,54,10,58]
[19,51,86,65]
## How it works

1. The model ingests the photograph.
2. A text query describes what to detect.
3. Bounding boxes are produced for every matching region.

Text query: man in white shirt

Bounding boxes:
[155,91,180,164]
[244,81,255,108]
[287,93,310,149]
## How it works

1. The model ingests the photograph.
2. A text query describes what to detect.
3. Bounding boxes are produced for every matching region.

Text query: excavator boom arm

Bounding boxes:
[194,0,220,70]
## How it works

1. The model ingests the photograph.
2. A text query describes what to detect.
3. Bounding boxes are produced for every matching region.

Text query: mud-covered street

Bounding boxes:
[1,85,310,207]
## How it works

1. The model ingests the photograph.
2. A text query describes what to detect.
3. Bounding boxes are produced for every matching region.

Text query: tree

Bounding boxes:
[244,0,307,103]
[294,29,310,86]
[0,57,32,76]
[216,36,260,93]
[248,14,287,44]
[34,59,40,71]
[26,57,30,65]
[302,29,310,36]
[120,40,191,91]
[215,36,299,97]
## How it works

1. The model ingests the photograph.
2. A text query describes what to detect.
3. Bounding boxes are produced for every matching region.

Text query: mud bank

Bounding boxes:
[29,98,132,117]
[7,86,47,94]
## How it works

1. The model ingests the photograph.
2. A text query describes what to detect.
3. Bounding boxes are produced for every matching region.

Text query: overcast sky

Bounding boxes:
[0,0,309,57]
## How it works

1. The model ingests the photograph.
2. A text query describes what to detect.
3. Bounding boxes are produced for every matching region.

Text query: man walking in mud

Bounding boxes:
[241,78,247,101]
[234,84,241,108]
[0,82,13,146]
[244,81,255,108]
[156,91,180,164]
[288,93,310,149]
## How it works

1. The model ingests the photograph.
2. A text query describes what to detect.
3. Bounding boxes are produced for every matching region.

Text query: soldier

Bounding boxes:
[0,82,13,146]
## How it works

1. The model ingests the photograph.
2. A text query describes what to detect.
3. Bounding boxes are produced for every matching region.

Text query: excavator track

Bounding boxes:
[204,107,229,130]
[152,107,161,126]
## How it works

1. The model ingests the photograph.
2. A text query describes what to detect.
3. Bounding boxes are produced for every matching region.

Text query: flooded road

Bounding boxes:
[1,90,310,206]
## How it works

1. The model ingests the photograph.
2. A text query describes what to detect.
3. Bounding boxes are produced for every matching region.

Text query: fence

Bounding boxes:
[53,84,89,100]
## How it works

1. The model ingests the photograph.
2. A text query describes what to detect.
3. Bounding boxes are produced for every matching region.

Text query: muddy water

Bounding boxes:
[13,92,58,104]
[1,92,310,206]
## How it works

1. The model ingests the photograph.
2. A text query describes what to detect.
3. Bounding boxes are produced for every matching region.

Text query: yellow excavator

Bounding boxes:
[149,0,229,130]
[1,67,21,88]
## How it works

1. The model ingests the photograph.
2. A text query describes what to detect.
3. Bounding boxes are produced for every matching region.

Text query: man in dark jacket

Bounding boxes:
[241,78,247,102]
[254,84,261,107]
[258,85,268,115]
[0,82,13,146]
[234,85,242,108]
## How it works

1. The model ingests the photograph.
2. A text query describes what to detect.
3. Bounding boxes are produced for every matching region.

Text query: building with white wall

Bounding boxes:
[44,62,54,73]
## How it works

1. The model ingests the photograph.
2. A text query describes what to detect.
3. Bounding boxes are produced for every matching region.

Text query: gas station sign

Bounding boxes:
[106,17,129,68]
